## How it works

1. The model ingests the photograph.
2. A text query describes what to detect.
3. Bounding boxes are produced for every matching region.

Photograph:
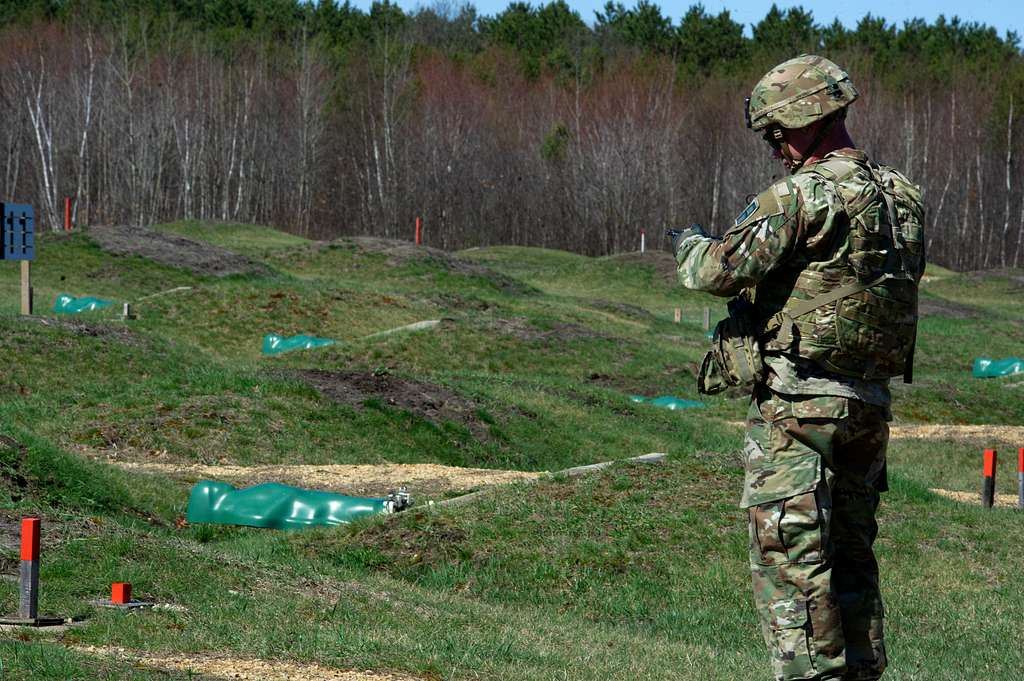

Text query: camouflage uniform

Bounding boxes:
[673,56,922,681]
[676,150,893,680]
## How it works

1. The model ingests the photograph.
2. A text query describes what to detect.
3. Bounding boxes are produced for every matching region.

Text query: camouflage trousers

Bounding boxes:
[743,387,889,681]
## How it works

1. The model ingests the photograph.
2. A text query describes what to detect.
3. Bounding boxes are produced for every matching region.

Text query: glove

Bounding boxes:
[667,224,706,255]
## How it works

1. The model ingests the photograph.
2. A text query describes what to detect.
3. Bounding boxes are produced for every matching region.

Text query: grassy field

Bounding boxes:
[0,222,1021,679]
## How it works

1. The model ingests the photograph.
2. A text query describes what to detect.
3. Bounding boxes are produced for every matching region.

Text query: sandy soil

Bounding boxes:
[930,488,1020,508]
[93,459,544,498]
[77,646,422,681]
[889,424,1024,442]
[88,225,269,278]
[723,422,1024,443]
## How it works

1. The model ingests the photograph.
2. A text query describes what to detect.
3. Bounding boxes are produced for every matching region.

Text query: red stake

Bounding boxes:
[1017,448,1023,510]
[111,582,132,605]
[415,216,422,246]
[64,197,71,232]
[20,518,39,561]
[19,518,41,619]
[982,449,997,508]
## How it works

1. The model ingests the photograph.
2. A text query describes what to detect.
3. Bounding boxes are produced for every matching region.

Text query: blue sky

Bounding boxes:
[358,0,1023,40]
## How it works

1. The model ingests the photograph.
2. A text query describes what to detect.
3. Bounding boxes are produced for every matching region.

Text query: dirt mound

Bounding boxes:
[336,236,535,294]
[964,267,1024,284]
[21,315,142,345]
[88,224,270,278]
[77,647,421,681]
[606,250,677,283]
[586,299,656,323]
[918,296,981,319]
[484,316,608,342]
[585,365,695,397]
[290,370,492,440]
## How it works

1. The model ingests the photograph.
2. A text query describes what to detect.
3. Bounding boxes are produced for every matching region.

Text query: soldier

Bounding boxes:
[670,55,925,681]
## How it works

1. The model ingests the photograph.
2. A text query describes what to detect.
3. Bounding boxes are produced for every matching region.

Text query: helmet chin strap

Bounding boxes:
[787,112,841,173]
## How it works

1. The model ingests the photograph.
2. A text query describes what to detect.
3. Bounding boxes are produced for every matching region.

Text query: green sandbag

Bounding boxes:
[54,293,114,314]
[262,333,336,355]
[973,357,1024,378]
[630,395,706,410]
[186,480,412,530]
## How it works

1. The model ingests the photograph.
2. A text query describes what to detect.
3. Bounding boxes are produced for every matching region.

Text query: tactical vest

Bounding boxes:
[756,153,925,382]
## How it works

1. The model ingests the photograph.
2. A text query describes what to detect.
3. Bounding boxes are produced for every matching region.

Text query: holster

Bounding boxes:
[697,295,765,395]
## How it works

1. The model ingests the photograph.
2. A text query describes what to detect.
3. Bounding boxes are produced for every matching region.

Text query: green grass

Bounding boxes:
[0,222,1022,679]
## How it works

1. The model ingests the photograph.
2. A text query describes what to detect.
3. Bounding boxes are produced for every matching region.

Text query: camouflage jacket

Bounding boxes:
[675,148,897,410]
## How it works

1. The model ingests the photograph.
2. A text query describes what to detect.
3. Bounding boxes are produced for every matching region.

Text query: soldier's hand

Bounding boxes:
[667,224,707,255]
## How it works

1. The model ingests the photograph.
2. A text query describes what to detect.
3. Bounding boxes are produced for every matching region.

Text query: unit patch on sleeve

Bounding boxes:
[734,198,759,226]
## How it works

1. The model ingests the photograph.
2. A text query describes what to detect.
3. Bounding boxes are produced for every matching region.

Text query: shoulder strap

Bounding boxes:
[870,164,911,276]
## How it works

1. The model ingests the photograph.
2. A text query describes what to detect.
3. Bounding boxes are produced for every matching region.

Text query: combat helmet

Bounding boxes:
[745,55,858,132]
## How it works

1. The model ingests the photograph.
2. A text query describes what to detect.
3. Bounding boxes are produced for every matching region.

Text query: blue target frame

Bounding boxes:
[1,204,34,261]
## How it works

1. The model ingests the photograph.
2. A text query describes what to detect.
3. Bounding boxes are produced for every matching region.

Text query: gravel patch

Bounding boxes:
[889,424,1024,442]
[93,461,543,498]
[930,488,1019,508]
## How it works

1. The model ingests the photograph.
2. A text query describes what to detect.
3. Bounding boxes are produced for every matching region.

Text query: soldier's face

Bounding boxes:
[773,126,819,171]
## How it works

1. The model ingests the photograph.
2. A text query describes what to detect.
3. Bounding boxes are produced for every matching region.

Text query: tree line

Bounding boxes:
[1,1,1023,270]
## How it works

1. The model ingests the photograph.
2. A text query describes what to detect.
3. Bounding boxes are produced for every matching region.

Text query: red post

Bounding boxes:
[19,518,40,619]
[111,582,132,605]
[982,449,997,508]
[64,197,72,232]
[1017,448,1023,510]
[415,216,422,246]
[20,518,39,561]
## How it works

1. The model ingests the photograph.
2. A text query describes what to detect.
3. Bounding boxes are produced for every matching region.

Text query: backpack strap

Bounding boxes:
[871,164,911,277]
[765,272,893,347]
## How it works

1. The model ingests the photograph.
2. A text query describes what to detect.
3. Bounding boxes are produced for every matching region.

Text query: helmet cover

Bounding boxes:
[747,55,858,131]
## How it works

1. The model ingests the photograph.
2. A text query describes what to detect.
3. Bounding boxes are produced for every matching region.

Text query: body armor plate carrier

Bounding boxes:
[760,155,925,383]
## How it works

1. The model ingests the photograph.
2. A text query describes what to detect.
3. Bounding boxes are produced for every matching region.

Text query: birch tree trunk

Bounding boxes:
[1002,96,1013,268]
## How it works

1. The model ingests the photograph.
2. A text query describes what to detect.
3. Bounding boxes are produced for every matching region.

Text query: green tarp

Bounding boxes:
[186,480,411,530]
[262,334,336,355]
[630,395,706,410]
[54,294,114,314]
[973,357,1024,378]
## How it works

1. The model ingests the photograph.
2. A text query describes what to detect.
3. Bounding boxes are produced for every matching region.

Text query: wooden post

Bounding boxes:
[415,217,422,245]
[702,306,711,331]
[20,260,32,315]
[982,449,997,508]
[673,307,681,324]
